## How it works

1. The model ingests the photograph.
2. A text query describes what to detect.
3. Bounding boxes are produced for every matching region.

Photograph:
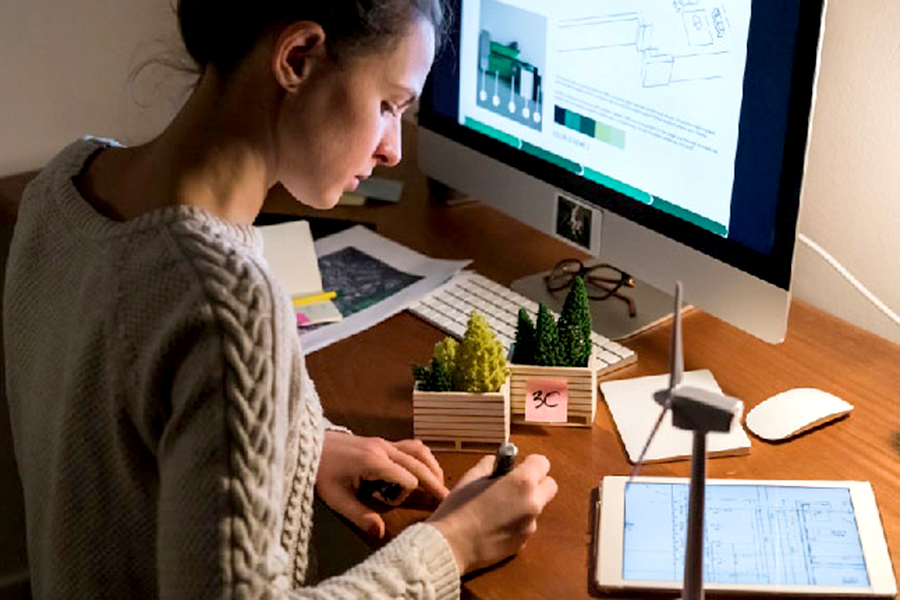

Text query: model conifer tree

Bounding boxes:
[452,311,509,393]
[557,276,593,367]
[433,337,458,371]
[412,338,458,392]
[425,356,452,391]
[534,303,562,366]
[510,307,536,365]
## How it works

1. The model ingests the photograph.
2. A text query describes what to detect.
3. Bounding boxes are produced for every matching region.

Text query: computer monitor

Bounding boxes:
[417,0,827,343]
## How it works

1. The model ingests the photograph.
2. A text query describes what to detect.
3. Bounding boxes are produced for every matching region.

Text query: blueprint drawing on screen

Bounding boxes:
[622,483,870,587]
[458,0,751,234]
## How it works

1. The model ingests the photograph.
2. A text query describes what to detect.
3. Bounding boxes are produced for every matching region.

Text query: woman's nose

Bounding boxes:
[375,119,402,167]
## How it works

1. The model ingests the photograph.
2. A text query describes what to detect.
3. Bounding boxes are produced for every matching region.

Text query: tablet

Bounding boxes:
[594,476,897,597]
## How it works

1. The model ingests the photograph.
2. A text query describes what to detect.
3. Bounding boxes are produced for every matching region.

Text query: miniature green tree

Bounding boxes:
[433,337,457,371]
[557,276,593,367]
[412,338,458,392]
[451,311,509,393]
[425,356,453,391]
[510,307,536,365]
[533,303,562,366]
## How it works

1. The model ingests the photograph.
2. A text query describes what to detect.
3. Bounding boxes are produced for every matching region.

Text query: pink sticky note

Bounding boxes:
[524,377,569,423]
[296,312,311,326]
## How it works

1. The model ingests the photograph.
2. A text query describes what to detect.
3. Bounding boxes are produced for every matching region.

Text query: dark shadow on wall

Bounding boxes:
[0,172,36,597]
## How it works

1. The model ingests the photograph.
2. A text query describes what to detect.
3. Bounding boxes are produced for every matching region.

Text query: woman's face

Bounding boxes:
[275,19,436,209]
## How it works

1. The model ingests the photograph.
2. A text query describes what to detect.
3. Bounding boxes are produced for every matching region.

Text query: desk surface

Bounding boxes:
[263,123,900,599]
[1,130,897,599]
[2,126,897,599]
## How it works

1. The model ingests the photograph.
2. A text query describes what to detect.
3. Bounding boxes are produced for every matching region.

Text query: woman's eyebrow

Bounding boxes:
[392,84,418,108]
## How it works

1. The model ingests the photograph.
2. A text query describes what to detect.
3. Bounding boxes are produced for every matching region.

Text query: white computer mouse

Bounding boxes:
[745,388,853,441]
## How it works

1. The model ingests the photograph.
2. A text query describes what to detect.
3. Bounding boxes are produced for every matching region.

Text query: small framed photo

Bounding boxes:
[554,193,601,255]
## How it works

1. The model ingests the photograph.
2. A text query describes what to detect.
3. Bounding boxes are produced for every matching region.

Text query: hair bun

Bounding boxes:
[176,0,445,75]
[177,0,213,68]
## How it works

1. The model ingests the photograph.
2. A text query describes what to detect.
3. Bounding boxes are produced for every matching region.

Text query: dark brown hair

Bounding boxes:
[177,0,446,75]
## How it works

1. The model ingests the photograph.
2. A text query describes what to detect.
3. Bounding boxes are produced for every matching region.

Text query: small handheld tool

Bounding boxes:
[358,479,402,503]
[489,441,518,479]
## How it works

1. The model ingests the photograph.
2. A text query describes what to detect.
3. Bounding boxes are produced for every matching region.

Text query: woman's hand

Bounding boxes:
[316,432,449,538]
[427,453,557,575]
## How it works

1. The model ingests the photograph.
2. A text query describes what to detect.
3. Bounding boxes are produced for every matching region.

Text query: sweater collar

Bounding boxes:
[51,136,263,251]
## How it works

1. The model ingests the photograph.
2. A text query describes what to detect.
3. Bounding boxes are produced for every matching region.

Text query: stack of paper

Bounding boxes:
[301,226,471,354]
[259,220,342,327]
[600,369,751,464]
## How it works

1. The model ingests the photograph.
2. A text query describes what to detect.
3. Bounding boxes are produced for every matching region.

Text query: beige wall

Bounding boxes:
[0,1,190,588]
[0,0,897,591]
[0,1,190,175]
[794,0,900,345]
[2,1,898,345]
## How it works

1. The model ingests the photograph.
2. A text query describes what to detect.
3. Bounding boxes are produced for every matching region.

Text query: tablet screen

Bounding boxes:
[623,482,869,587]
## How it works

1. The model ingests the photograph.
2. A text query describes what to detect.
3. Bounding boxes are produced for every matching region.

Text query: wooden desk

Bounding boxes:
[3,125,898,599]
[265,123,900,599]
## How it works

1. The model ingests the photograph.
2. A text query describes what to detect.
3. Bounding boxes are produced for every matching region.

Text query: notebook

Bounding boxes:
[600,369,751,463]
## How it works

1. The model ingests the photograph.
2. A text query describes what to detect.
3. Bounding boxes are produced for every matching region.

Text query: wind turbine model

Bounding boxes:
[633,282,743,600]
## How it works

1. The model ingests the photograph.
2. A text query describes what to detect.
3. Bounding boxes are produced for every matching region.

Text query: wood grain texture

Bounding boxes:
[3,122,895,599]
[282,122,900,599]
[509,350,598,425]
[413,384,510,447]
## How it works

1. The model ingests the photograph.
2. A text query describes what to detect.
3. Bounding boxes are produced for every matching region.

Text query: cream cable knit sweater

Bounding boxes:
[3,138,459,599]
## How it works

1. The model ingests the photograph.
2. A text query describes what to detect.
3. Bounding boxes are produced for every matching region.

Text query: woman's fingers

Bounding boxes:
[511,454,556,511]
[385,443,449,499]
[535,474,559,509]
[516,453,551,479]
[393,439,445,482]
[361,451,419,494]
[328,482,387,538]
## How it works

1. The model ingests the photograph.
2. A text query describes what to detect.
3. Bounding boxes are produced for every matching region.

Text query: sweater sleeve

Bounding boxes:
[156,225,460,600]
[323,416,352,435]
[298,361,351,435]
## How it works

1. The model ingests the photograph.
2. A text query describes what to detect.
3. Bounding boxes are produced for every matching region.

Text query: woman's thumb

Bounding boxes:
[454,455,495,489]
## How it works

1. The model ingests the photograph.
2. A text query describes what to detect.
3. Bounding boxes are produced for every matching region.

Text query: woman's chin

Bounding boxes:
[318,192,344,210]
[289,189,341,210]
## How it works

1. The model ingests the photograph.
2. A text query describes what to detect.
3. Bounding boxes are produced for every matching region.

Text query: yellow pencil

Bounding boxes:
[292,290,337,307]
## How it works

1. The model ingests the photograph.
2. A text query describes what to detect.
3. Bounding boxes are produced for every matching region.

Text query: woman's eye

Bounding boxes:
[381,102,398,116]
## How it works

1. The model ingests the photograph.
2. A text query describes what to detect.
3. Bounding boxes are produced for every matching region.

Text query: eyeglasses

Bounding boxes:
[544,258,637,318]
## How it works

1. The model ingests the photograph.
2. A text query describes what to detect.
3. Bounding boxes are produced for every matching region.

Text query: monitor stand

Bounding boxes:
[511,271,676,341]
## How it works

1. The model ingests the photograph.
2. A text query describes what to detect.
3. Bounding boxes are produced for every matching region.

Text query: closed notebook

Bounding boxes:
[600,369,751,464]
[259,220,342,327]
[259,220,323,298]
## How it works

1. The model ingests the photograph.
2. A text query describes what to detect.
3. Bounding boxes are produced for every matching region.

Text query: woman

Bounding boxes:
[3,0,557,598]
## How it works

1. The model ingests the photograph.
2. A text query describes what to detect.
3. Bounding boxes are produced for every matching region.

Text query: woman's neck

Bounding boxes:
[80,66,276,225]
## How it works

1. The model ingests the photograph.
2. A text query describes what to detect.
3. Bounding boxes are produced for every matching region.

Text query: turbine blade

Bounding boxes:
[629,396,672,479]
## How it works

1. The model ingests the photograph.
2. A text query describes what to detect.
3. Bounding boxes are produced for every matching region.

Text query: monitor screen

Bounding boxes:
[418,0,827,342]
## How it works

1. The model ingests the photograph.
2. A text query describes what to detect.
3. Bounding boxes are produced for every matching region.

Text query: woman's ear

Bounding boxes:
[272,21,327,92]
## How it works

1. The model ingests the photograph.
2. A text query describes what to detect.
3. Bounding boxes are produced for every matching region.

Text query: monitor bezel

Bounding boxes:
[419,0,828,291]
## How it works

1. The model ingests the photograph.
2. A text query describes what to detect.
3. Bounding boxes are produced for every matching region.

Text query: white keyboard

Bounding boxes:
[409,271,637,375]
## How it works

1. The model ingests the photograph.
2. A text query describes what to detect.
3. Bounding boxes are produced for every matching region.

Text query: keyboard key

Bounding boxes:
[408,272,635,375]
[599,350,621,365]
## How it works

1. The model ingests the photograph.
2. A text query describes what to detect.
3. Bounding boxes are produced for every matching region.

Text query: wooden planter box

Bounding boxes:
[413,380,510,452]
[509,350,598,427]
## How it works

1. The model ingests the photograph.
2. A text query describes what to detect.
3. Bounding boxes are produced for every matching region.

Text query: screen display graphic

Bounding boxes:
[458,0,752,237]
